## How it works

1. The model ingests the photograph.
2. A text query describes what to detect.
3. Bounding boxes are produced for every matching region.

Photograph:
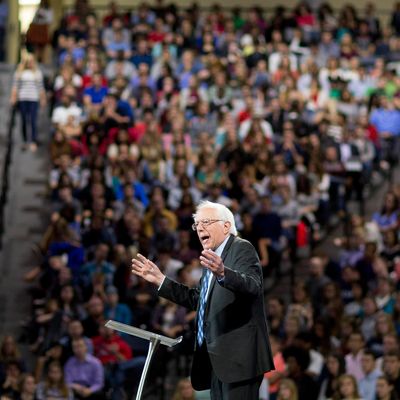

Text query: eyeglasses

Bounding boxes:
[191,219,224,231]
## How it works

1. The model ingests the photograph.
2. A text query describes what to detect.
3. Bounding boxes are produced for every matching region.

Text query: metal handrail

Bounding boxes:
[0,105,17,250]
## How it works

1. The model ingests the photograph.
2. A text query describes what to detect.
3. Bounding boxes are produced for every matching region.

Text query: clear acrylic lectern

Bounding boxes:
[105,320,183,400]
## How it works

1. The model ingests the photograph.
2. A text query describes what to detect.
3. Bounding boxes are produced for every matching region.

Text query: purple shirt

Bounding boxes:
[64,354,104,393]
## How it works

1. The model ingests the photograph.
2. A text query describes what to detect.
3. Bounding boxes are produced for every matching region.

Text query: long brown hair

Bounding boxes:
[332,374,361,399]
[44,361,69,398]
[0,335,21,362]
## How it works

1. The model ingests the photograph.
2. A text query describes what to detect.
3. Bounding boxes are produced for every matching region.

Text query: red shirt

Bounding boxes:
[148,31,166,43]
[82,75,108,89]
[237,109,251,124]
[92,334,132,365]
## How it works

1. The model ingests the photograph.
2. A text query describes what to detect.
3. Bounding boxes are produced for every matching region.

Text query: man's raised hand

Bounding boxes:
[131,253,165,287]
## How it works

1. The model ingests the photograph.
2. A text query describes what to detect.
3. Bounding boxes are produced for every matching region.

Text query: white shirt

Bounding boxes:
[51,103,83,126]
[13,70,44,101]
[204,235,230,299]
[307,349,324,376]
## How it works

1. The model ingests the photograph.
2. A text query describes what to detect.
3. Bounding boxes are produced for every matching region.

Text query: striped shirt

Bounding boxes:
[13,69,44,102]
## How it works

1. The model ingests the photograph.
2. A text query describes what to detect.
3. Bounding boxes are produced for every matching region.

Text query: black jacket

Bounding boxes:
[159,234,274,390]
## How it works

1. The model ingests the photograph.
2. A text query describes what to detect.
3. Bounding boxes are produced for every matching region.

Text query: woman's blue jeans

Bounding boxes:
[18,100,39,143]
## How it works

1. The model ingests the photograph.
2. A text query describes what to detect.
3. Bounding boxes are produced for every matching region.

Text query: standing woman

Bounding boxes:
[25,0,53,63]
[10,52,46,152]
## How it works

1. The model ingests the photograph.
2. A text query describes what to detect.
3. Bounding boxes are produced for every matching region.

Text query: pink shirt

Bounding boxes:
[265,352,286,393]
[345,351,365,380]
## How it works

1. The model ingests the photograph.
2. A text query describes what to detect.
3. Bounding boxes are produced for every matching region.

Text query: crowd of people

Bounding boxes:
[3,0,400,398]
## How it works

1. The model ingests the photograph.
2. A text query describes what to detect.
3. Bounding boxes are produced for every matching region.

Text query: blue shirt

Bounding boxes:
[104,303,132,326]
[359,369,381,400]
[116,99,134,123]
[372,211,398,229]
[131,53,153,68]
[80,261,115,288]
[48,241,85,284]
[178,71,193,90]
[370,108,400,136]
[133,182,149,207]
[83,86,108,104]
[59,47,85,65]
[107,41,130,53]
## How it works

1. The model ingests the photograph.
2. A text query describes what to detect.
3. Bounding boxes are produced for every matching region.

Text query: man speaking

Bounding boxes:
[131,200,274,399]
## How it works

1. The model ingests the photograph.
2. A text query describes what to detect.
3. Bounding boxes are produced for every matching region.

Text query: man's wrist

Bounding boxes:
[217,268,225,284]
[158,275,166,290]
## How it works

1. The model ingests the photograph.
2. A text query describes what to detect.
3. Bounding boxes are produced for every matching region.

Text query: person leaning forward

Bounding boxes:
[131,200,274,400]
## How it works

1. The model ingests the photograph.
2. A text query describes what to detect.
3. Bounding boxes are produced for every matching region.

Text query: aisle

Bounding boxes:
[0,64,52,338]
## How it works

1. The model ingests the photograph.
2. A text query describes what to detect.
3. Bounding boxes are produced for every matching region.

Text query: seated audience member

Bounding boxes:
[0,336,25,384]
[277,378,299,400]
[82,296,106,338]
[375,375,397,400]
[359,349,382,400]
[92,325,132,399]
[345,331,366,380]
[80,243,115,292]
[104,285,132,325]
[52,92,83,131]
[263,334,286,400]
[18,374,37,400]
[0,361,23,398]
[36,361,73,400]
[83,72,109,113]
[333,374,363,400]
[382,352,400,398]
[60,319,94,361]
[318,353,346,400]
[294,331,324,378]
[64,338,105,399]
[282,345,319,400]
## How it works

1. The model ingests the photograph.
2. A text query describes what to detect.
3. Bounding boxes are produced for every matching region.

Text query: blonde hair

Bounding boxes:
[16,52,39,74]
[278,378,299,400]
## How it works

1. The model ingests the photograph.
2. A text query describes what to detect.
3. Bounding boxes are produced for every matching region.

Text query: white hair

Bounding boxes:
[193,200,237,236]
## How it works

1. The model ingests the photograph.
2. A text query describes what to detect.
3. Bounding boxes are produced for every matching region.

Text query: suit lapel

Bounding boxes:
[220,234,235,262]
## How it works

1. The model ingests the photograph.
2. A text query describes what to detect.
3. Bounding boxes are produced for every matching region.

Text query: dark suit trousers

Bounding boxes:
[193,343,263,399]
[210,371,263,400]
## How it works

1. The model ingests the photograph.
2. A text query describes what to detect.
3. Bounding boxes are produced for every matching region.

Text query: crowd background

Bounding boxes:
[2,0,400,399]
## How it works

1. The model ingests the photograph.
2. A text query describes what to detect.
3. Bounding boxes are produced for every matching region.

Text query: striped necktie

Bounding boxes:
[197,269,211,346]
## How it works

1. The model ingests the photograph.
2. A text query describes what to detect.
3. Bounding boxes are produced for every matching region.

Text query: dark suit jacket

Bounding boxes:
[159,234,274,390]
